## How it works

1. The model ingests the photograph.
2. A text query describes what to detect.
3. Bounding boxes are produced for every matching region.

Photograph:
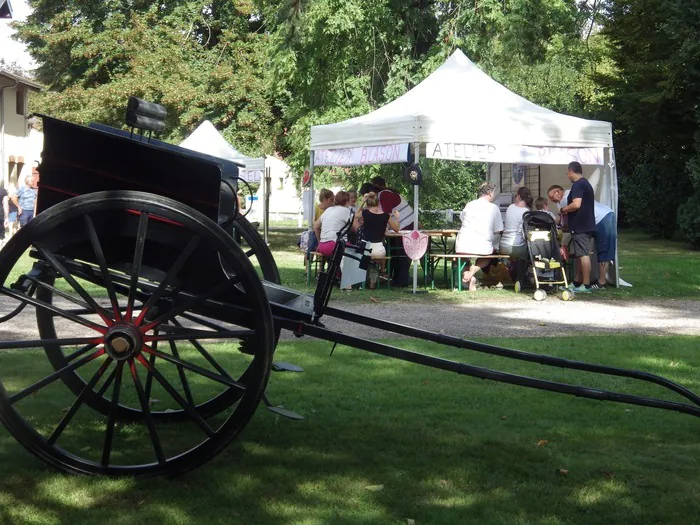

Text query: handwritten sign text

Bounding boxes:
[314,144,409,167]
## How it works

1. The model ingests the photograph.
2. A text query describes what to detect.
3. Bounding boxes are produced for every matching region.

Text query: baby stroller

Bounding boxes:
[520,211,573,301]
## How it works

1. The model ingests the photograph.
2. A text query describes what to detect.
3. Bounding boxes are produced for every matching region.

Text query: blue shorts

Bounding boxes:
[595,212,616,262]
[7,210,17,223]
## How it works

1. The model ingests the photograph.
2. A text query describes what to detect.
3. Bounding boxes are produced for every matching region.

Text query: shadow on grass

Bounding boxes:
[1,337,700,524]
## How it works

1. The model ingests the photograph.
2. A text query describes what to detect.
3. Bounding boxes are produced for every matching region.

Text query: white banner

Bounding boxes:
[239,169,262,182]
[314,143,409,167]
[426,143,605,166]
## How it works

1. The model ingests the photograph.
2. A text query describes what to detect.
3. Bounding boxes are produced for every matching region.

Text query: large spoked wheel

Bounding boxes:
[231,215,280,285]
[36,212,282,421]
[0,191,274,476]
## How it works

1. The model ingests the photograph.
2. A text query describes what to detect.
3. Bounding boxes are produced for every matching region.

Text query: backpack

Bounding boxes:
[297,229,311,251]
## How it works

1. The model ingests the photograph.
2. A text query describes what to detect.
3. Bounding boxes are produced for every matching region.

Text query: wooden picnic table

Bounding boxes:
[384,229,460,289]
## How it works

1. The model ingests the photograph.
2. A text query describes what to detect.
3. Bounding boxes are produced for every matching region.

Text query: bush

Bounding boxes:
[677,192,700,248]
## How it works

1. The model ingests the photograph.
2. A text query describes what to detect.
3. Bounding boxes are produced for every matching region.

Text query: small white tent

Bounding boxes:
[180,120,266,182]
[309,49,619,286]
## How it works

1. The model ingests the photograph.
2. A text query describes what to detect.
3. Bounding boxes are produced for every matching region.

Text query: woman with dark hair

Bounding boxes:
[499,186,532,285]
[353,192,400,289]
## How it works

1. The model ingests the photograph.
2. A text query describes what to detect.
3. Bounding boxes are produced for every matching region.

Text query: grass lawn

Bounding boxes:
[269,228,700,302]
[0,228,699,523]
[1,335,699,524]
[6,228,699,301]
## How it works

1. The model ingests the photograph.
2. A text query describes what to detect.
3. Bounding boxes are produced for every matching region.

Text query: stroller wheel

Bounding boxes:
[533,289,547,301]
[514,281,522,294]
[561,290,574,301]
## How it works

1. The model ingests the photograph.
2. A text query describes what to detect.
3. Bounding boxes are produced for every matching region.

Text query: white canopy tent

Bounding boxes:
[309,49,619,287]
[181,120,266,183]
[181,120,276,241]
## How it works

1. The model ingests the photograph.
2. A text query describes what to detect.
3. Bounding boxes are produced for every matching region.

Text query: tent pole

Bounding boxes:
[263,165,271,244]
[607,147,620,288]
[412,142,420,294]
[308,151,315,230]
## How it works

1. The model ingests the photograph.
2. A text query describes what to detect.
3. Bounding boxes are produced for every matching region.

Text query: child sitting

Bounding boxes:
[534,197,558,224]
[534,196,564,247]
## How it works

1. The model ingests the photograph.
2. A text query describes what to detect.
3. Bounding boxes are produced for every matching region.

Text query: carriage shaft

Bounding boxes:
[274,314,700,419]
[321,306,700,407]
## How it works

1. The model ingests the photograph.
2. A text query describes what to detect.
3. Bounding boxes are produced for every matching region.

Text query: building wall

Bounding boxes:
[245,155,302,223]
[1,85,41,187]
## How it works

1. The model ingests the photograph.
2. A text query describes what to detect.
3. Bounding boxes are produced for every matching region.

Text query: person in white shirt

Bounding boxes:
[499,187,532,285]
[499,187,532,258]
[314,191,353,257]
[455,181,504,291]
[313,191,354,290]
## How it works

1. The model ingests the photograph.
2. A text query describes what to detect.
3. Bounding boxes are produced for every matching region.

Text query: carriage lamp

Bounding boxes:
[125,96,167,136]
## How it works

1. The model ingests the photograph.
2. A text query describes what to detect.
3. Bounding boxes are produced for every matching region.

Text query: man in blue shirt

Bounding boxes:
[559,161,595,293]
[13,175,38,227]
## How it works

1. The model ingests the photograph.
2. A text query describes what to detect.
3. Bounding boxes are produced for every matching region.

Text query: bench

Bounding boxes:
[306,251,327,286]
[360,255,391,290]
[307,250,393,290]
[428,253,504,291]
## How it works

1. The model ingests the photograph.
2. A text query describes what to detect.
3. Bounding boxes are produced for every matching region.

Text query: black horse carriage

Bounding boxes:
[1,105,699,477]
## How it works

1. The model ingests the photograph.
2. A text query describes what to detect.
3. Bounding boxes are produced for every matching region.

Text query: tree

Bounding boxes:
[266,0,598,193]
[15,1,277,155]
[599,0,700,236]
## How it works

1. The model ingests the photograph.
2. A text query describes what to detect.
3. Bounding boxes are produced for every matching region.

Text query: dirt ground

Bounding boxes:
[309,296,700,341]
[2,294,698,344]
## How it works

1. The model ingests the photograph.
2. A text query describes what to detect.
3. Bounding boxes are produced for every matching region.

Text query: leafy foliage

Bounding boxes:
[13,0,622,220]
[677,192,700,248]
[17,0,276,155]
[599,0,700,237]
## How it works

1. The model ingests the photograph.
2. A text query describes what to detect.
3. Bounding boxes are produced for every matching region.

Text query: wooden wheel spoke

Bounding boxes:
[178,312,238,332]
[128,358,166,464]
[96,366,117,397]
[136,355,215,438]
[63,343,100,362]
[102,361,124,467]
[134,235,200,325]
[170,318,235,379]
[85,215,123,322]
[146,327,256,342]
[168,339,195,407]
[142,276,243,331]
[125,212,149,321]
[0,338,99,351]
[10,348,106,404]
[1,286,106,333]
[47,358,113,446]
[141,344,244,390]
[144,333,159,403]
[24,275,91,311]
[34,244,114,325]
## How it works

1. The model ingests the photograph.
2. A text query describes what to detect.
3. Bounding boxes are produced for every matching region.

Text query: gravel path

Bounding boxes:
[311,296,700,340]
[2,294,698,343]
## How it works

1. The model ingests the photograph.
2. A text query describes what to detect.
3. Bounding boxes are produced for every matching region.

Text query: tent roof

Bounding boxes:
[180,120,266,172]
[310,49,612,151]
[0,0,13,19]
